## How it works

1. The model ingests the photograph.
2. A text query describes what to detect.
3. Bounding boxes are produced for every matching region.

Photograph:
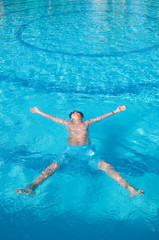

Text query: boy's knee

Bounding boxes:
[98,160,104,166]
[98,160,104,169]
[45,162,58,175]
[53,162,58,168]
[98,160,110,170]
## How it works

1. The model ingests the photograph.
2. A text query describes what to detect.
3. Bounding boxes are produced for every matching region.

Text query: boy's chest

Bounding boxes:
[68,123,88,132]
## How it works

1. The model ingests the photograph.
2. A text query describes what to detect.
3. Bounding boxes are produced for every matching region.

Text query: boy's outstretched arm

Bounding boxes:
[84,106,126,125]
[30,107,70,125]
[16,162,59,196]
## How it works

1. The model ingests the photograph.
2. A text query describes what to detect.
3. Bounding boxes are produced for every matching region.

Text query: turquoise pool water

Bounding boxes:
[0,0,159,239]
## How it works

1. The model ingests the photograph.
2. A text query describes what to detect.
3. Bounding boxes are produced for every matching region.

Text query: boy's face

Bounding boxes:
[71,111,82,120]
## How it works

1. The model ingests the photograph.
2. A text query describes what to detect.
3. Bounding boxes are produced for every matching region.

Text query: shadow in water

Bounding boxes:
[0,73,159,97]
[101,134,159,177]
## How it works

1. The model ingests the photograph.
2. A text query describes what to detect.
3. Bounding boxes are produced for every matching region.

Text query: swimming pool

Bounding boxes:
[0,0,159,239]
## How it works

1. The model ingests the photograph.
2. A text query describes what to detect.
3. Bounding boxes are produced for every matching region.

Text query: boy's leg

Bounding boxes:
[98,160,144,197]
[16,162,59,196]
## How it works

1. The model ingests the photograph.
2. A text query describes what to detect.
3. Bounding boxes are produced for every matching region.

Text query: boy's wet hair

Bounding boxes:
[69,111,84,119]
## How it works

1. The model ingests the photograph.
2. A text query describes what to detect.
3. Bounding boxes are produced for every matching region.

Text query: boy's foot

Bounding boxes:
[128,186,144,198]
[16,188,34,196]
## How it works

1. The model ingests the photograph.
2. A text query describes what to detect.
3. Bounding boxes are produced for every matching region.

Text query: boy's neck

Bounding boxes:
[72,119,82,124]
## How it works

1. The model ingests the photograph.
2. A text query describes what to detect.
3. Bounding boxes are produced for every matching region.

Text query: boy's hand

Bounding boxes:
[115,105,126,113]
[30,107,40,114]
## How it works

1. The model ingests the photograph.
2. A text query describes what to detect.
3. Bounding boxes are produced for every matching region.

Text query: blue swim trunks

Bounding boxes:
[24,144,101,173]
[57,144,101,173]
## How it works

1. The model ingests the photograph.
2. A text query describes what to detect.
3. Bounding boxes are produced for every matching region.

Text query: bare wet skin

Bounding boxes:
[67,121,90,146]
[16,107,144,198]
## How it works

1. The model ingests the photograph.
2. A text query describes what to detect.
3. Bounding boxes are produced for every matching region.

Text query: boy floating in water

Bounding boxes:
[16,106,144,197]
